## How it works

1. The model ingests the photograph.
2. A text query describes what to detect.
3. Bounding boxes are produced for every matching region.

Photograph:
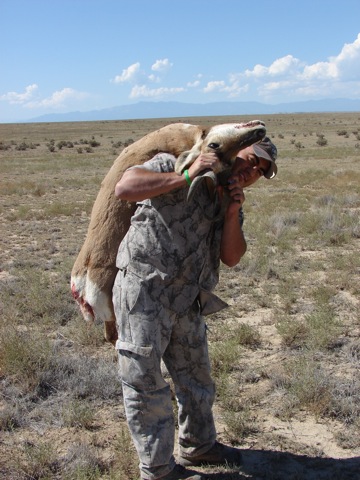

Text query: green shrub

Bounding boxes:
[0,329,52,389]
[316,135,328,146]
[210,338,241,377]
[61,399,95,429]
[233,323,261,348]
[276,304,341,351]
[61,443,104,479]
[223,409,257,444]
[17,442,58,479]
[276,355,332,417]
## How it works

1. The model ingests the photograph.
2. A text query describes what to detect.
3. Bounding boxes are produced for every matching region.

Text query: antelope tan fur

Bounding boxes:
[71,120,266,344]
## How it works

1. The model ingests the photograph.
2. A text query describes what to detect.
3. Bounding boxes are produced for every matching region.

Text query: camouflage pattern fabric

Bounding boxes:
[112,154,240,479]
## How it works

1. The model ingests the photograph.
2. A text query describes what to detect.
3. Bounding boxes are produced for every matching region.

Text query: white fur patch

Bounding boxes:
[71,274,113,325]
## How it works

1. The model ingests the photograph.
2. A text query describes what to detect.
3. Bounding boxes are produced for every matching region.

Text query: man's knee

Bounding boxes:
[118,348,167,392]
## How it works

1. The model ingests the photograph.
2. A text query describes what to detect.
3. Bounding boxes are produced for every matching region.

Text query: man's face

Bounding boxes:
[231,146,270,188]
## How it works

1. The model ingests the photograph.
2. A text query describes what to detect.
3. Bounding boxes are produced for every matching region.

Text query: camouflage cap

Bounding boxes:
[253,137,278,179]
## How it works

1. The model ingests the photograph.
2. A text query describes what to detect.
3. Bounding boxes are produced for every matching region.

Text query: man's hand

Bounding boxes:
[222,174,245,215]
[186,152,221,180]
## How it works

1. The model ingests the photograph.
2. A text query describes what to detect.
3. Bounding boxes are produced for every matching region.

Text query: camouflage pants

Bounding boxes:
[113,269,216,480]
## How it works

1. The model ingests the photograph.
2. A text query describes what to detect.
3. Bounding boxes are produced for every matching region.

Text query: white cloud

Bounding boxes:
[187,80,201,88]
[227,82,249,97]
[113,58,182,99]
[1,84,38,104]
[245,64,268,78]
[245,55,302,78]
[203,81,226,93]
[269,55,302,75]
[337,33,360,59]
[299,38,360,95]
[112,60,173,87]
[26,88,89,109]
[148,74,161,83]
[241,33,360,100]
[112,63,141,83]
[203,79,248,97]
[332,32,360,80]
[187,74,203,88]
[130,85,185,99]
[259,80,294,94]
[5,35,359,118]
[0,84,88,110]
[302,62,338,80]
[151,58,173,72]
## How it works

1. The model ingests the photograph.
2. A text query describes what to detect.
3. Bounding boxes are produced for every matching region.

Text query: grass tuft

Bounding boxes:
[1,114,360,476]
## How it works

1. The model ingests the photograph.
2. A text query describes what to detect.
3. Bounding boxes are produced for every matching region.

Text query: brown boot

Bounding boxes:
[178,441,242,467]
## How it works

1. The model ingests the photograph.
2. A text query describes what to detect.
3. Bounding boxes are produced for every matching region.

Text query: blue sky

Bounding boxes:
[1,0,360,123]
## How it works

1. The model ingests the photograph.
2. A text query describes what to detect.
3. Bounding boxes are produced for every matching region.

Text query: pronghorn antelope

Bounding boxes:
[71,120,266,344]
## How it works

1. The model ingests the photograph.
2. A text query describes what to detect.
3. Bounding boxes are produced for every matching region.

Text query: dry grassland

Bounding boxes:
[0,113,360,479]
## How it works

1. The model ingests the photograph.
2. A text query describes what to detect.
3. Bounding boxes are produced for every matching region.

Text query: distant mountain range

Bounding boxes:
[27,98,360,123]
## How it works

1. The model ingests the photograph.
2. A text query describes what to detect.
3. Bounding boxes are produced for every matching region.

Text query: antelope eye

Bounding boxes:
[208,143,220,149]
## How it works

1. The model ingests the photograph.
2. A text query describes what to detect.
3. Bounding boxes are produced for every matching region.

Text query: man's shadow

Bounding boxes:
[196,449,360,480]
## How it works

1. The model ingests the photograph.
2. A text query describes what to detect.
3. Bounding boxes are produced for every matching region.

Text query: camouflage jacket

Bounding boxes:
[116,153,242,315]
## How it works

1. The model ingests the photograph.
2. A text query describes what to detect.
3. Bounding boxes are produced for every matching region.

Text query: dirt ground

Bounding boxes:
[1,113,360,479]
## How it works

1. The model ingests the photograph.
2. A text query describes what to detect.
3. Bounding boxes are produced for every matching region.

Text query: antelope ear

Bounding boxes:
[174,127,210,174]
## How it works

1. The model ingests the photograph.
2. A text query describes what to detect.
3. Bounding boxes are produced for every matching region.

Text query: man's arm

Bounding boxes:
[115,168,185,202]
[220,177,247,267]
[115,152,221,202]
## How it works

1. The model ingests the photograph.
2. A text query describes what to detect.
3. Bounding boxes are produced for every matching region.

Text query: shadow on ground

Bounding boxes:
[200,449,360,480]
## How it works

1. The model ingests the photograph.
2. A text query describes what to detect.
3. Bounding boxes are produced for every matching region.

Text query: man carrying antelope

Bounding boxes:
[112,126,278,480]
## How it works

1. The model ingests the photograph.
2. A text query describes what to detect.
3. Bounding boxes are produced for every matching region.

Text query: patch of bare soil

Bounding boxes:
[195,307,360,479]
[1,114,360,479]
